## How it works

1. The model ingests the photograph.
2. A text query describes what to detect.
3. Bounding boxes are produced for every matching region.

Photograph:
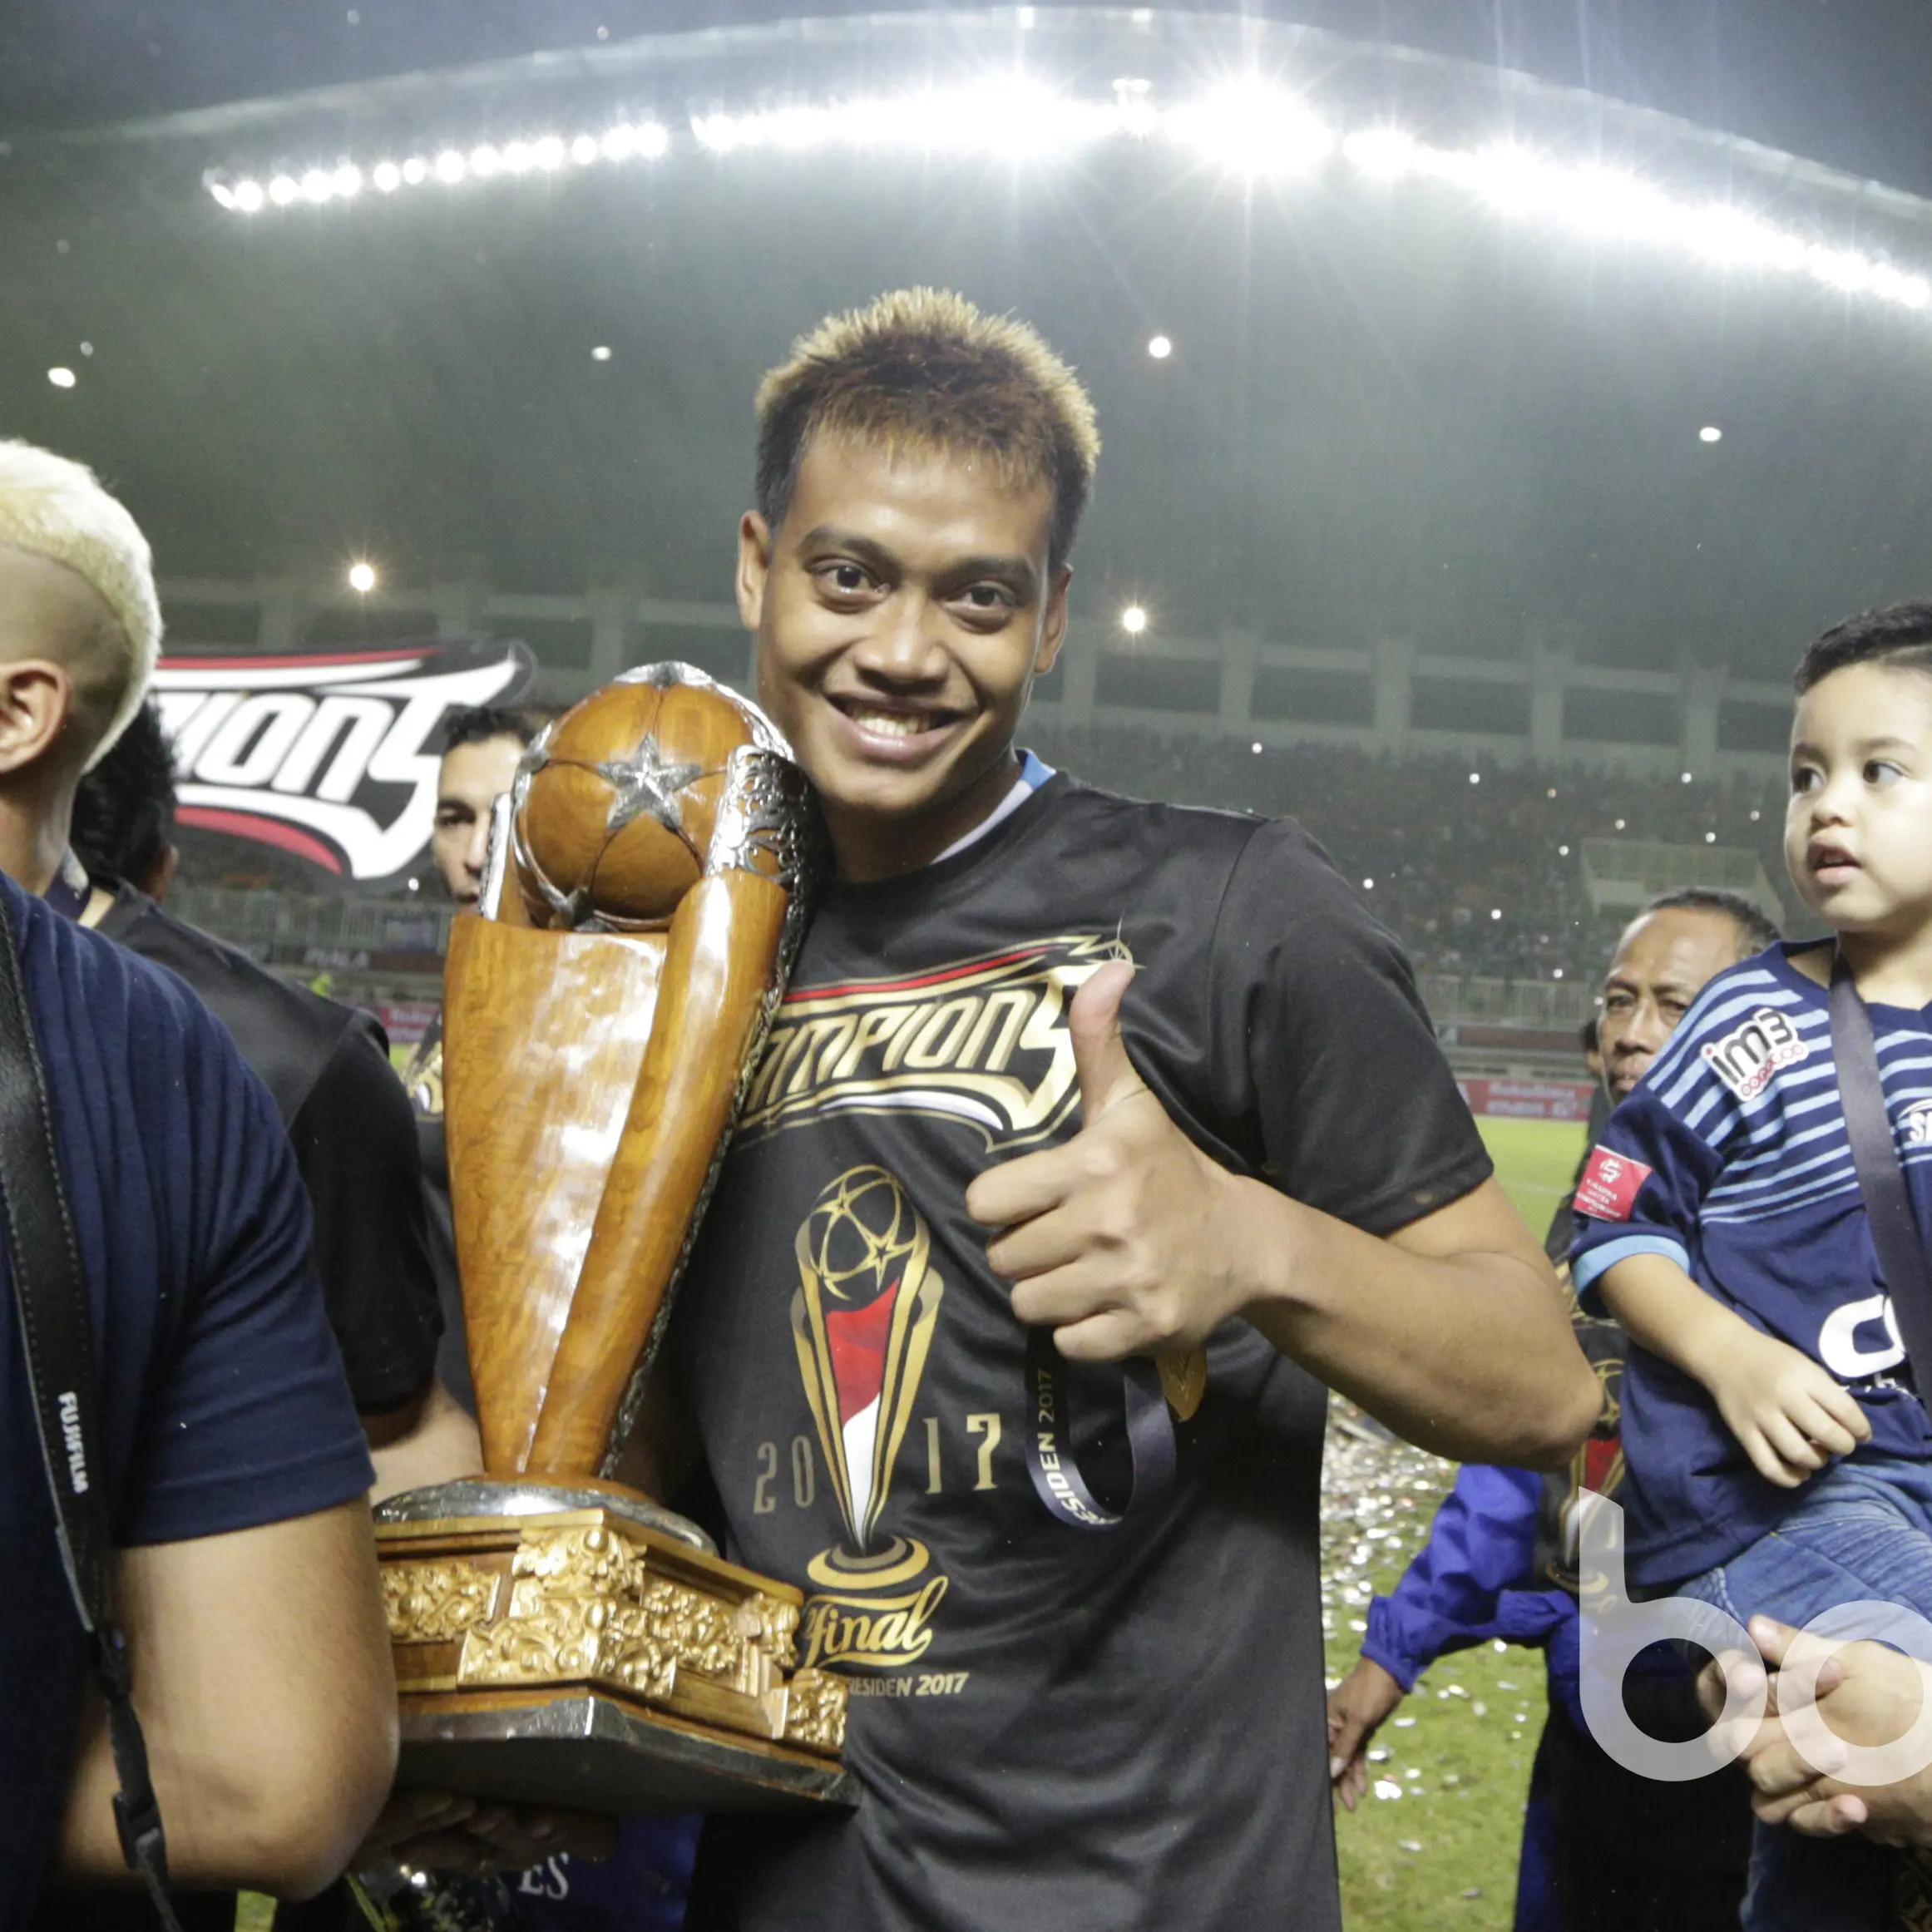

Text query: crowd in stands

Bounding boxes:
[1025,726,1793,981]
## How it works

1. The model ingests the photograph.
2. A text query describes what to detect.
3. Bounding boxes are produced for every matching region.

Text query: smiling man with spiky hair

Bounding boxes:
[666,289,1597,1931]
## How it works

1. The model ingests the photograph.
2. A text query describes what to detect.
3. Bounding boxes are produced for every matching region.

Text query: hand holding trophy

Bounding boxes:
[373,664,852,1816]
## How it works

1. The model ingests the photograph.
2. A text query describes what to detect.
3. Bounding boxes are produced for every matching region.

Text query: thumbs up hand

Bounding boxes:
[964,961,1257,1363]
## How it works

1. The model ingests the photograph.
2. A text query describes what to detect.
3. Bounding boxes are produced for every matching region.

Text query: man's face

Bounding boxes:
[738,433,1069,876]
[1786,663,1932,941]
[1597,907,1746,1101]
[432,733,524,904]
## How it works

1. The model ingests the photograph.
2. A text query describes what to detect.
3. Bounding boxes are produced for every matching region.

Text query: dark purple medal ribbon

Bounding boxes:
[1022,1327,1178,1530]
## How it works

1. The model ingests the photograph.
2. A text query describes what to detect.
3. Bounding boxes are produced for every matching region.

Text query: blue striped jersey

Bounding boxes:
[1571,941,1932,1589]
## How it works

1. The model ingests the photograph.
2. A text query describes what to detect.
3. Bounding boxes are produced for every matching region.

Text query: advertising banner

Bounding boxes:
[152,638,533,881]
[1457,1075,1596,1122]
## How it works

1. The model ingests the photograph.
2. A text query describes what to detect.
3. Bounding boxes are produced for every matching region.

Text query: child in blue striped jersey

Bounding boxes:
[1571,602,1932,1931]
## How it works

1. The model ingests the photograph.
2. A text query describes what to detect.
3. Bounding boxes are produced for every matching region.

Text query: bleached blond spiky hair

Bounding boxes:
[754,288,1101,570]
[0,441,161,766]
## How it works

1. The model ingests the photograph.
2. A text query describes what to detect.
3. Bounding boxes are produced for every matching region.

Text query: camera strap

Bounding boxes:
[0,885,180,1931]
[1829,950,1932,1397]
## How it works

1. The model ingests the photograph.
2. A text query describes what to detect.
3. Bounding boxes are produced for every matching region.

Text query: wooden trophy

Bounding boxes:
[372,664,853,1814]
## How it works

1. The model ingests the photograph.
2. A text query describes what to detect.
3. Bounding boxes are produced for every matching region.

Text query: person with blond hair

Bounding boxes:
[620,290,1598,1930]
[0,440,397,1927]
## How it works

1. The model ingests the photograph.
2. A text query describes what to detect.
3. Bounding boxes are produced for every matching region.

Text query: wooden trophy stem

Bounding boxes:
[526,866,789,1478]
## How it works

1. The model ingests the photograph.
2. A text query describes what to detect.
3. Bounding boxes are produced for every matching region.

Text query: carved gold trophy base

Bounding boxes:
[374,1480,855,1814]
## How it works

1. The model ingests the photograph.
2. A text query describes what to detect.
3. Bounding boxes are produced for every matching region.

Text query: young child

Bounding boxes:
[1572,601,1932,1932]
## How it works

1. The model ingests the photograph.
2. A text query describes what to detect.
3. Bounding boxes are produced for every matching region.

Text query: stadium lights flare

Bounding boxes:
[205,120,670,211]
[197,74,1932,315]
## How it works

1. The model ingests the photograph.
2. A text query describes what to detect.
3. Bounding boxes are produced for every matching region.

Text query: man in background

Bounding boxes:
[404,702,546,1410]
[0,439,397,1921]
[71,701,480,1500]
[1328,886,1779,1931]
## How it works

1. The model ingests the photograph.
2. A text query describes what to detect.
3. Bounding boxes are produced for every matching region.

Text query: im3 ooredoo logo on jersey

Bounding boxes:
[739,933,1130,1152]
[1699,1006,1810,1101]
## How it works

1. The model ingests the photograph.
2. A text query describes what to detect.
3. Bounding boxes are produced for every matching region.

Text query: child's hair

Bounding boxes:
[1794,600,1932,694]
[754,287,1101,572]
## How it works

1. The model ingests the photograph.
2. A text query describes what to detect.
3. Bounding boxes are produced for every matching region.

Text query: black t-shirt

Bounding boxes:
[674,774,1491,1932]
[96,886,441,1413]
[401,1008,476,1412]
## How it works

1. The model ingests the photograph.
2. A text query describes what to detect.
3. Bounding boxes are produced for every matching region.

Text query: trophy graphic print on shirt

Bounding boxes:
[791,1166,951,1670]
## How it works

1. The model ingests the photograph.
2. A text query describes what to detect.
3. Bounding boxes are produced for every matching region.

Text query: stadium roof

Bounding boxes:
[7,7,1932,681]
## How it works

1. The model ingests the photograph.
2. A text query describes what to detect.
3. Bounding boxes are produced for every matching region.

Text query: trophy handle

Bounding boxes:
[526,865,789,1476]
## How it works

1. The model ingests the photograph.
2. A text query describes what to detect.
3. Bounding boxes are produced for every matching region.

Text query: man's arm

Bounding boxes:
[1597,1252,1870,1487]
[1243,1176,1596,1470]
[57,1499,397,1899]
[366,1376,483,1502]
[970,965,1598,1470]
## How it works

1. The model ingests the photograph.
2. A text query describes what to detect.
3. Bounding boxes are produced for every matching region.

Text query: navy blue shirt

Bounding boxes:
[1572,941,1932,1589]
[0,873,373,1925]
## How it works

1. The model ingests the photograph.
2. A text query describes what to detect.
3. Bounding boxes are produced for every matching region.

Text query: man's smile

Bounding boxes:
[826,690,971,760]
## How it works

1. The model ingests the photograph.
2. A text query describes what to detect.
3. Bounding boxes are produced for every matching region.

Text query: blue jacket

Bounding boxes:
[1359,1463,1584,1731]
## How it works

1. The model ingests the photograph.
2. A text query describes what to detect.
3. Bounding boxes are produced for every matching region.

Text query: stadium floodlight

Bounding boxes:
[694,79,1123,160]
[190,75,1932,318]
[1165,82,1333,176]
[1113,76,1158,138]
[1341,126,1421,180]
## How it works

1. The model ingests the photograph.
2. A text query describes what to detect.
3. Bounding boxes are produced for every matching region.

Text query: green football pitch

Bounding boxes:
[1329,1109,1592,1928]
[1478,1114,1589,1243]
